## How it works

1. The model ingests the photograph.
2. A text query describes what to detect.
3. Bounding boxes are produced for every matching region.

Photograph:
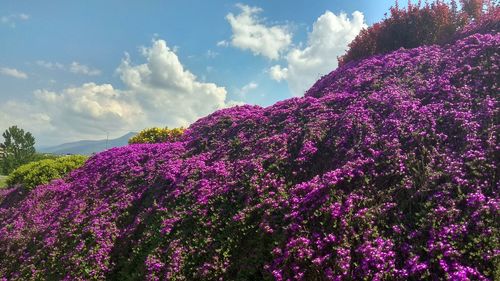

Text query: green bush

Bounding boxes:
[0,176,7,189]
[6,155,88,190]
[31,153,60,162]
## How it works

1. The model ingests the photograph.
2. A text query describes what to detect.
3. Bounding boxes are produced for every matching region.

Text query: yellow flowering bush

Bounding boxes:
[128,127,185,144]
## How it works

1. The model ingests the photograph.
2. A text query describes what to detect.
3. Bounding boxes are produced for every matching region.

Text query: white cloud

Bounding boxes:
[36,60,100,76]
[206,50,219,58]
[69,62,101,76]
[217,40,229,47]
[270,11,366,96]
[0,101,55,141]
[0,39,239,145]
[33,83,142,135]
[238,81,258,95]
[0,67,28,79]
[269,65,288,81]
[35,85,124,119]
[36,60,64,70]
[116,39,231,127]
[18,13,30,20]
[1,13,30,27]
[225,4,292,60]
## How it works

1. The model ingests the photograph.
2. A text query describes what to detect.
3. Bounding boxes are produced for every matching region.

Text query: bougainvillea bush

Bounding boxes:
[0,13,499,281]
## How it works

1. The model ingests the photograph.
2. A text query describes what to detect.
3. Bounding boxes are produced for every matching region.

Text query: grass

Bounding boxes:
[0,175,7,189]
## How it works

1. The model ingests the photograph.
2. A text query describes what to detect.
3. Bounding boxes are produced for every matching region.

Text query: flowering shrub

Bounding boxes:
[6,155,88,190]
[338,0,496,66]
[0,23,498,281]
[457,4,500,38]
[128,127,185,144]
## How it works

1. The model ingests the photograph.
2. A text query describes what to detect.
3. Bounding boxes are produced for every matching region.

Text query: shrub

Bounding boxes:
[128,127,185,144]
[0,32,498,279]
[0,176,6,189]
[31,153,60,162]
[0,6,498,281]
[338,0,495,66]
[6,155,88,190]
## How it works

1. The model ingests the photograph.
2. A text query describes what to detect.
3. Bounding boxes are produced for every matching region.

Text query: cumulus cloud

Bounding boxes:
[222,6,365,96]
[0,101,55,141]
[269,11,366,96]
[0,84,141,143]
[225,4,292,60]
[69,62,101,76]
[33,84,142,135]
[1,13,30,27]
[116,39,229,126]
[0,39,238,145]
[268,65,288,82]
[0,67,28,79]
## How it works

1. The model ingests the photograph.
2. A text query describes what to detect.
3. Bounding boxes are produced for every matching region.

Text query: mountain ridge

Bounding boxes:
[38,132,137,155]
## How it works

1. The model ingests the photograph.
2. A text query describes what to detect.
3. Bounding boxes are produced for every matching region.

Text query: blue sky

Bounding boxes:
[0,0,399,146]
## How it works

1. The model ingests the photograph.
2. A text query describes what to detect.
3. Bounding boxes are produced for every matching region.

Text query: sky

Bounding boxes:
[0,0,399,147]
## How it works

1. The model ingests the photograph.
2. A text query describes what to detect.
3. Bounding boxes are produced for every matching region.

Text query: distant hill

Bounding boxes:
[38,132,137,155]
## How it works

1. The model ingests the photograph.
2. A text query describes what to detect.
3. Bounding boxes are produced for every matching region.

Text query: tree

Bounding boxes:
[461,0,486,20]
[0,126,36,174]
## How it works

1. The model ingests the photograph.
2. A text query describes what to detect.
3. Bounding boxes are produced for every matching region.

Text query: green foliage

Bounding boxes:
[0,176,7,189]
[6,155,88,190]
[128,127,185,144]
[0,125,36,174]
[32,153,60,162]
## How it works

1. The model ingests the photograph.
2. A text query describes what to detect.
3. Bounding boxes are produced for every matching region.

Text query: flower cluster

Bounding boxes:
[0,32,498,281]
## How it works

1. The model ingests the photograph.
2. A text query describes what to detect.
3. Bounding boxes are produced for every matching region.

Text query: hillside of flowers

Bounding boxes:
[1,9,499,281]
